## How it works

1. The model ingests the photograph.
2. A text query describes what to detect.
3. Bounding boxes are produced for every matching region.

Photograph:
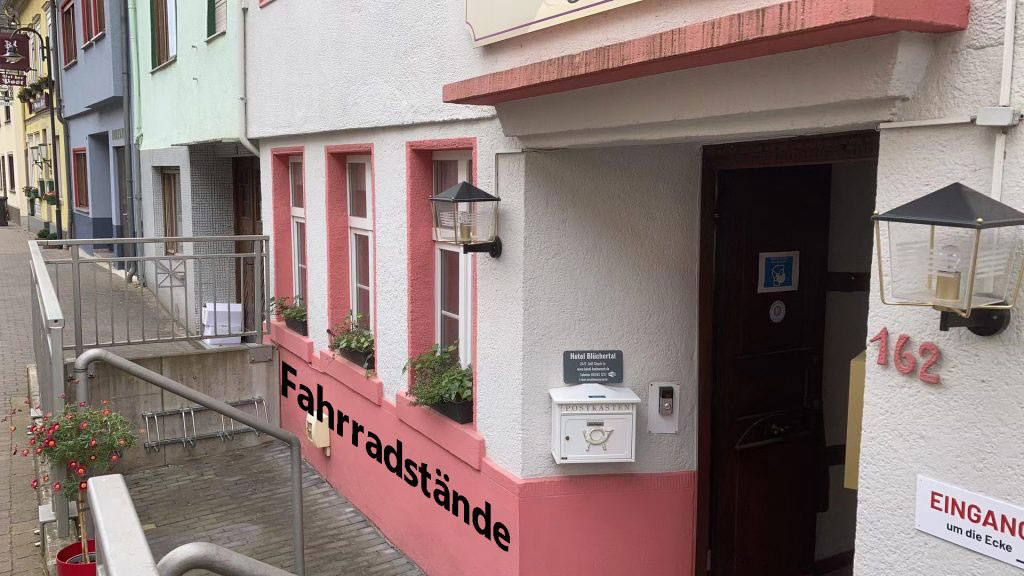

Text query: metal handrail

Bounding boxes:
[157,543,295,576]
[29,241,64,327]
[29,240,70,536]
[73,349,305,576]
[36,235,270,246]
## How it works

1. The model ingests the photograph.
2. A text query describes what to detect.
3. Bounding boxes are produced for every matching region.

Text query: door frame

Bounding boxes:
[695,131,879,576]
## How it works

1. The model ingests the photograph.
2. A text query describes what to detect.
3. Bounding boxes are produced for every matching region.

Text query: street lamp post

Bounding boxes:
[4,27,64,239]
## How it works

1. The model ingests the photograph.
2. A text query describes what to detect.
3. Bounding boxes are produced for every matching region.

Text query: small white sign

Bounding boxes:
[769,300,786,323]
[916,475,1024,570]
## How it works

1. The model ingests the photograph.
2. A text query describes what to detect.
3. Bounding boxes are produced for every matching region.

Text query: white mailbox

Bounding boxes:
[550,384,640,464]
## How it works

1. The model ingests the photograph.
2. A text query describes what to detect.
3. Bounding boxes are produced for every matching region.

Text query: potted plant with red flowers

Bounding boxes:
[403,344,473,424]
[27,402,137,576]
[271,296,307,336]
[328,311,375,371]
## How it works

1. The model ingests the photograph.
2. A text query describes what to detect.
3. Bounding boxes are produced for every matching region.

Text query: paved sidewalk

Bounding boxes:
[126,444,424,576]
[0,226,46,576]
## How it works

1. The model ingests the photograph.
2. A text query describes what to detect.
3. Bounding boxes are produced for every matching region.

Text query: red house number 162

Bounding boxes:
[869,327,942,385]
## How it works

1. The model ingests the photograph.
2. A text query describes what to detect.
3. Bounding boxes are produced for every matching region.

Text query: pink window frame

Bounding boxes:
[271,147,306,310]
[405,138,479,426]
[325,144,376,333]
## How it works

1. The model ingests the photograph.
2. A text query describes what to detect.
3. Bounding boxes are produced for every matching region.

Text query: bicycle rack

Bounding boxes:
[142,397,269,452]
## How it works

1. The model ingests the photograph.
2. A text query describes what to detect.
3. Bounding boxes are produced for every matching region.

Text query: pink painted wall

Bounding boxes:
[274,333,697,576]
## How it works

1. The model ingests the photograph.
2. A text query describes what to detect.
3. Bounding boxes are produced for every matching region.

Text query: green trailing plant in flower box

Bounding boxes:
[21,402,137,567]
[328,311,375,371]
[403,344,473,424]
[271,295,308,336]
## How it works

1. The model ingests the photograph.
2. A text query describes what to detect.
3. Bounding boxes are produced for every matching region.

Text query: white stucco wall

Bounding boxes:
[855,2,1024,575]
[517,145,701,477]
[246,0,793,140]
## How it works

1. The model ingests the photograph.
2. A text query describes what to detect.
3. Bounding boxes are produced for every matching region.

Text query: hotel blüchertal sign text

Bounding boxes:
[465,0,645,46]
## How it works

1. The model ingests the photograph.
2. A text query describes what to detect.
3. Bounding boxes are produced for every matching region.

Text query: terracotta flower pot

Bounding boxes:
[56,540,96,576]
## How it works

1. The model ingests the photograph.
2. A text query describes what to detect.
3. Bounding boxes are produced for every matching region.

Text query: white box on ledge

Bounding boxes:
[550,383,640,464]
[202,302,243,346]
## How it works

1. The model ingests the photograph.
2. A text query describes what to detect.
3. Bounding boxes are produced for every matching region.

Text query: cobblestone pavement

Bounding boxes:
[0,227,422,575]
[127,443,423,576]
[0,227,46,576]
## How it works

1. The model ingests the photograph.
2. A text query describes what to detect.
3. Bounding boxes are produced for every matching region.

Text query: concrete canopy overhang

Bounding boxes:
[491,32,940,149]
[444,0,969,107]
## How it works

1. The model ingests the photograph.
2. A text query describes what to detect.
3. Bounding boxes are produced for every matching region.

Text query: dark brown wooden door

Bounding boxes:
[710,165,831,576]
[233,157,262,332]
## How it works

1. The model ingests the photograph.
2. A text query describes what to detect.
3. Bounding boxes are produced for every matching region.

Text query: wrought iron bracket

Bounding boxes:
[939,308,1011,336]
[461,236,502,258]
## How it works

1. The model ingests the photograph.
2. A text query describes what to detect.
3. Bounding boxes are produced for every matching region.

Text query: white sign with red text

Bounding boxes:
[916,475,1024,570]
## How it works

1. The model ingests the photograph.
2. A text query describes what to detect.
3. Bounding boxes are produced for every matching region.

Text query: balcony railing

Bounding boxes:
[33,236,269,354]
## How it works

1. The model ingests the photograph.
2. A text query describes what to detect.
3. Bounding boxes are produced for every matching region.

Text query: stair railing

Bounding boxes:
[73,348,305,576]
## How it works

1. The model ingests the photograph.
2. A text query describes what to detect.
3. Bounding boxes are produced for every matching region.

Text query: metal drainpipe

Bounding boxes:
[128,0,144,245]
[72,349,306,576]
[237,0,258,157]
[121,0,138,281]
[992,0,1018,203]
[48,4,73,241]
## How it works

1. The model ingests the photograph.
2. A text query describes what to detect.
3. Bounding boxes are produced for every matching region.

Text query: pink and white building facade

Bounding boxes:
[246,1,1024,575]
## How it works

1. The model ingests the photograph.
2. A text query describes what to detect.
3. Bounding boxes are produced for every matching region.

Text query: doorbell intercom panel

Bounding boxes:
[648,382,679,434]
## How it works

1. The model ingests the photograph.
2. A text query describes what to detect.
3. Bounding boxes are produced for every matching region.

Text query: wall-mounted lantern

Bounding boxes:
[430,181,502,258]
[873,183,1024,336]
[31,143,49,168]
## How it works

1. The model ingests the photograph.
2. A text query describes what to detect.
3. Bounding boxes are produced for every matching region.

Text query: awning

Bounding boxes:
[443,0,969,106]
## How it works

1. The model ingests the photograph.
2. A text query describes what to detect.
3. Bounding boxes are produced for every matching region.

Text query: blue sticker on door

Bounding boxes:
[758,251,800,293]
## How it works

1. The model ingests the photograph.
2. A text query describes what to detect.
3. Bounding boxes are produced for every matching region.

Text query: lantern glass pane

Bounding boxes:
[886,222,1021,311]
[433,200,498,244]
[433,201,457,243]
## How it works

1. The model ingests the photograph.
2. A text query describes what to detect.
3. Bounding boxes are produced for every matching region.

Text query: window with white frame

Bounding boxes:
[347,156,373,330]
[289,157,307,302]
[433,151,473,367]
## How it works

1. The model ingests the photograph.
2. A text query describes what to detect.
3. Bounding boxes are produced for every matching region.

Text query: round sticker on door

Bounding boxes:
[769,300,786,324]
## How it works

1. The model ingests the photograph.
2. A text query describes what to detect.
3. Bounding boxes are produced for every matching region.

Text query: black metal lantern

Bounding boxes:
[873,183,1024,335]
[430,181,502,258]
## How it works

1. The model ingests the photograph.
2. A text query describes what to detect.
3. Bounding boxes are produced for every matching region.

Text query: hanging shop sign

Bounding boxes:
[563,350,623,384]
[916,475,1024,570]
[0,70,25,87]
[758,251,799,293]
[0,35,30,72]
[465,0,645,46]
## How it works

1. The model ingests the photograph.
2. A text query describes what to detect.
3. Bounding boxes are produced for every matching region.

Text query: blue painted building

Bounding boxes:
[58,0,131,249]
